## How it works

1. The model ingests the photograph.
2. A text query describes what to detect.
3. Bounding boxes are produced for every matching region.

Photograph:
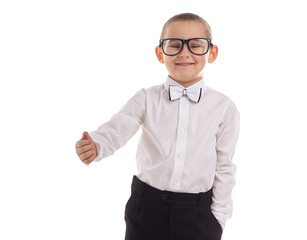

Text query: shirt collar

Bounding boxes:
[164,76,205,92]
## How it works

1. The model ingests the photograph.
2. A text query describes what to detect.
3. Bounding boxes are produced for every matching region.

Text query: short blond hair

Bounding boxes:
[160,13,213,40]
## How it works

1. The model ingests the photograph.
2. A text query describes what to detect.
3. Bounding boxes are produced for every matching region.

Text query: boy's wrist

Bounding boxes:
[93,142,102,161]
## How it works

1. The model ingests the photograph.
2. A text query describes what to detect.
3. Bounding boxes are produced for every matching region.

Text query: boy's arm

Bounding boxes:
[211,101,240,229]
[89,89,146,162]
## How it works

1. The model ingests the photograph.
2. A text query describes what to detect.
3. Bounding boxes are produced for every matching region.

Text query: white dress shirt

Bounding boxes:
[90,76,240,228]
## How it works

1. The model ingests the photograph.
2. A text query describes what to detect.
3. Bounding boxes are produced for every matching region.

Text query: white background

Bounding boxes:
[1,0,307,239]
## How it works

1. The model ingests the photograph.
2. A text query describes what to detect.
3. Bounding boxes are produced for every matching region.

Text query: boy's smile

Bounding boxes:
[156,20,218,88]
[175,61,195,67]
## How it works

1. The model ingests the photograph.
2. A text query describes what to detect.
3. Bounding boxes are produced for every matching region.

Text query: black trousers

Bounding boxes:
[124,176,223,240]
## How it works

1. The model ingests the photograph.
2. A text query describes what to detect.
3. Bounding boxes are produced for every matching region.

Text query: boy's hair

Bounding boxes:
[160,13,213,40]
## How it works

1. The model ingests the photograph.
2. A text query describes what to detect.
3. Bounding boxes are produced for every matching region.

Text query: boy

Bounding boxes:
[75,13,240,240]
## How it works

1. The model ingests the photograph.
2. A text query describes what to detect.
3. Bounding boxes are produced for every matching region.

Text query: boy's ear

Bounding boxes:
[155,46,165,64]
[208,45,218,63]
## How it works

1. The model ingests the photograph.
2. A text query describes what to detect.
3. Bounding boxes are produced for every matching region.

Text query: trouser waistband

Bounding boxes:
[131,175,212,206]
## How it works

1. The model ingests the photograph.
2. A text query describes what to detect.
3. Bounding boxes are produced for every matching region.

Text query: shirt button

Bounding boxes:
[161,194,168,200]
[177,153,183,158]
[180,128,185,134]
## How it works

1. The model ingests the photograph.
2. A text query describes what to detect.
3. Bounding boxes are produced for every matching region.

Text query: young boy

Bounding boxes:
[75,13,240,240]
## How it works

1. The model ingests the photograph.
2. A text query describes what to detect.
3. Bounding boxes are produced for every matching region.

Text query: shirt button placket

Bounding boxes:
[169,96,189,191]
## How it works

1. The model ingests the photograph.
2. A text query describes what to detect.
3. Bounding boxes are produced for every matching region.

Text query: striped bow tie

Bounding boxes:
[169,85,202,103]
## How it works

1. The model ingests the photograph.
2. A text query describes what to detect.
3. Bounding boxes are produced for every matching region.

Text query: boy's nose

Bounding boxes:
[178,44,191,57]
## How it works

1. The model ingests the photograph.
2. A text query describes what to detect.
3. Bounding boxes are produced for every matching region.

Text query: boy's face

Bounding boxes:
[156,20,218,87]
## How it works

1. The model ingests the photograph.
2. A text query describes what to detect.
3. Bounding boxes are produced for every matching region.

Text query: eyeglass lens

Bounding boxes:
[162,39,209,55]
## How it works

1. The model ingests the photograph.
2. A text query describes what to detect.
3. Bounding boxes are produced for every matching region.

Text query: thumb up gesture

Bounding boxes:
[75,131,97,164]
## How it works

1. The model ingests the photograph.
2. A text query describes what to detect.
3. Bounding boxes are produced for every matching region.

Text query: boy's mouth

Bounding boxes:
[176,62,194,66]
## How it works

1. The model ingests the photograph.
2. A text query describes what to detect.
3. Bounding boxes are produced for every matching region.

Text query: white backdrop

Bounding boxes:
[1,0,307,239]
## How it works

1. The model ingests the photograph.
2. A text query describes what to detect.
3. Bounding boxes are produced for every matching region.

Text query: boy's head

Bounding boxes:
[156,13,218,87]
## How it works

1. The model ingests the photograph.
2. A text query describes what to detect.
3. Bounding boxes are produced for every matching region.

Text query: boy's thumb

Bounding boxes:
[82,131,90,140]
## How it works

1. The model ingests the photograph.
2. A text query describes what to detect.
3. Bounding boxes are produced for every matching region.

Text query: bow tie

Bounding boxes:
[169,85,202,103]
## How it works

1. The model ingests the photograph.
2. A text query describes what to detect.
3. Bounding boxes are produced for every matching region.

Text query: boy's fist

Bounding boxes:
[75,131,97,164]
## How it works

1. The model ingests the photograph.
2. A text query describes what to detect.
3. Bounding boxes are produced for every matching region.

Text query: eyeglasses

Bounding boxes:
[159,38,212,56]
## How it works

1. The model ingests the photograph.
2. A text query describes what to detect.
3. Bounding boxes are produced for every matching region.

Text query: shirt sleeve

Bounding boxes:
[211,100,240,229]
[89,89,146,162]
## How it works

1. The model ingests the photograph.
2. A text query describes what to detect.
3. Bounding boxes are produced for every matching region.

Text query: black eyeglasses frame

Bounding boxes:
[159,38,213,56]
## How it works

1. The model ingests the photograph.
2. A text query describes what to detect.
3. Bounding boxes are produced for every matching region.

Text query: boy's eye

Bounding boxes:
[191,45,201,48]
[164,40,182,49]
[170,44,181,49]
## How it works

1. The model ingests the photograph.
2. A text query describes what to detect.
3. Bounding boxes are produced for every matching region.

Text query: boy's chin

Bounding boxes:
[171,75,203,87]
[177,75,203,82]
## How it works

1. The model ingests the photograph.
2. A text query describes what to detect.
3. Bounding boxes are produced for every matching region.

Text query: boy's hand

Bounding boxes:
[75,131,97,165]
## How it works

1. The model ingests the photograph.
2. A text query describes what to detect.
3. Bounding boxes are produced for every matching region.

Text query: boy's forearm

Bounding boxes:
[89,89,146,160]
[213,101,240,228]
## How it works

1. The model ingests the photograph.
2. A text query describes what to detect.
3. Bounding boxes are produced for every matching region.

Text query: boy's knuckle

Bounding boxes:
[79,147,84,154]
[83,157,91,164]
[80,152,87,160]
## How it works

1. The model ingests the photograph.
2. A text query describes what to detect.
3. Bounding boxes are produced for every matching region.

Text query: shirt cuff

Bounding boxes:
[93,142,103,162]
[89,132,104,162]
[211,210,227,230]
